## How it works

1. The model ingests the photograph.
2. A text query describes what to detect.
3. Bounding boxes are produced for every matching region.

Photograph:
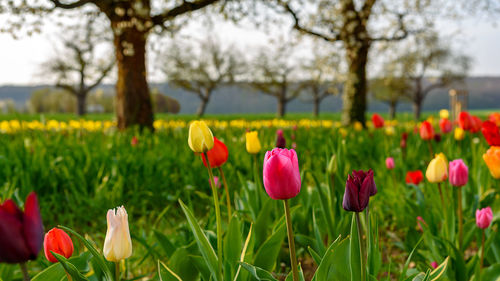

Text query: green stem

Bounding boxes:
[20,263,30,281]
[218,167,232,220]
[457,187,463,250]
[252,153,263,208]
[115,262,120,281]
[205,153,223,279]
[356,212,366,281]
[480,229,485,271]
[329,173,336,219]
[284,200,299,281]
[355,212,366,281]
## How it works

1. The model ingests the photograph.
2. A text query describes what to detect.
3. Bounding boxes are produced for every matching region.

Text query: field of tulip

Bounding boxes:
[1,110,500,281]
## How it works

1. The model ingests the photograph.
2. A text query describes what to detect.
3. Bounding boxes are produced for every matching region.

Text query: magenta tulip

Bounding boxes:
[385,157,395,170]
[431,261,438,269]
[476,207,493,229]
[342,169,377,212]
[263,148,301,200]
[0,192,44,263]
[449,159,468,187]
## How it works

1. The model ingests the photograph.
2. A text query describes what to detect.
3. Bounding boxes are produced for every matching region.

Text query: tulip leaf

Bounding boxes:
[158,260,183,281]
[312,235,350,281]
[58,225,114,281]
[285,264,305,281]
[239,262,278,281]
[233,224,253,281]
[31,253,91,281]
[51,252,90,281]
[253,223,286,272]
[399,237,423,281]
[179,200,221,281]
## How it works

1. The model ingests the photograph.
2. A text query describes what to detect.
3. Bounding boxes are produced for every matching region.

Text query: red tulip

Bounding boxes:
[372,113,385,128]
[131,136,138,147]
[470,116,482,133]
[201,137,228,168]
[458,112,473,131]
[0,192,44,263]
[419,121,434,140]
[263,148,301,200]
[400,132,409,148]
[406,170,424,185]
[44,228,74,263]
[439,118,452,134]
[481,120,500,146]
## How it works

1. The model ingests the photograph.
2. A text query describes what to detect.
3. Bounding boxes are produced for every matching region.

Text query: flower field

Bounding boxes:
[1,111,500,281]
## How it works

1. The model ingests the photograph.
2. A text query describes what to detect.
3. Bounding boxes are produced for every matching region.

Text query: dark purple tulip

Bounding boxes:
[434,133,442,142]
[0,192,44,263]
[276,129,286,148]
[342,170,377,212]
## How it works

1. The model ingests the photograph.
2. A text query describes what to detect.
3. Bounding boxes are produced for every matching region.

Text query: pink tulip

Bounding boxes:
[476,207,493,229]
[385,157,395,170]
[210,176,221,189]
[416,216,427,232]
[263,148,301,200]
[431,261,438,269]
[449,159,468,187]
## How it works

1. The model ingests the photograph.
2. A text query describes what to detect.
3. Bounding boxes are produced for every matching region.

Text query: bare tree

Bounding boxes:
[300,49,343,117]
[392,33,470,119]
[250,42,301,117]
[41,17,114,116]
[161,36,241,116]
[370,76,411,119]
[3,0,223,129]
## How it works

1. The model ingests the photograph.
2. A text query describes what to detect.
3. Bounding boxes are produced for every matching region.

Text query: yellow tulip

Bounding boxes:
[103,206,132,262]
[426,154,448,183]
[435,153,448,169]
[454,127,465,141]
[339,128,348,138]
[188,121,214,153]
[439,109,450,119]
[354,122,363,131]
[245,131,261,154]
[385,126,395,136]
[483,146,500,179]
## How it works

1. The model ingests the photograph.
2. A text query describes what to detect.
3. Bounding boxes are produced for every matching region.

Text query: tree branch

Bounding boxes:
[50,0,92,9]
[55,83,77,95]
[279,1,340,42]
[370,13,420,42]
[151,0,220,26]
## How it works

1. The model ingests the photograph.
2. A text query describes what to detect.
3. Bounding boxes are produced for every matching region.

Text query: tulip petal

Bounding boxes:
[0,209,31,263]
[23,192,44,258]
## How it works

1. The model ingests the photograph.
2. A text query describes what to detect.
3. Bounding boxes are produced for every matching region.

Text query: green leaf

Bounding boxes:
[253,224,286,271]
[58,225,114,281]
[399,237,423,281]
[167,247,199,281]
[313,235,350,281]
[158,260,183,281]
[32,253,92,281]
[52,252,89,281]
[179,199,221,281]
[224,216,243,271]
[481,263,500,281]
[308,246,322,266]
[428,257,449,280]
[285,264,306,281]
[240,262,278,281]
[233,224,253,281]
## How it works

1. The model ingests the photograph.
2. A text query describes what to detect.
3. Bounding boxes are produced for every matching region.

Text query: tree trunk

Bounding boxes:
[389,102,396,119]
[76,93,86,116]
[197,98,209,116]
[313,98,320,117]
[342,43,369,126]
[277,98,286,117]
[113,24,153,130]
[413,79,423,120]
[413,100,422,120]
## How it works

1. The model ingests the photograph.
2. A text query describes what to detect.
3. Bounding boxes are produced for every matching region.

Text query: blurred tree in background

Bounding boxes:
[40,16,114,116]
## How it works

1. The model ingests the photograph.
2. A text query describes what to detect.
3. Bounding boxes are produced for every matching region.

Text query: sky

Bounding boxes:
[0,9,499,86]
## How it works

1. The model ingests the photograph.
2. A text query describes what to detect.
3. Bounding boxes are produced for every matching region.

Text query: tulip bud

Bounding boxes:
[420,121,434,140]
[431,261,439,269]
[483,146,500,179]
[406,170,424,185]
[372,114,384,128]
[263,148,301,200]
[327,154,337,175]
[131,136,138,147]
[188,121,214,153]
[439,118,452,134]
[481,121,500,146]
[454,127,465,141]
[201,137,228,168]
[103,206,132,262]
[44,228,74,263]
[385,157,395,170]
[245,131,261,154]
[439,109,450,120]
[449,159,468,187]
[416,216,427,232]
[276,129,286,148]
[342,170,377,212]
[426,154,448,183]
[476,207,493,229]
[0,192,44,263]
